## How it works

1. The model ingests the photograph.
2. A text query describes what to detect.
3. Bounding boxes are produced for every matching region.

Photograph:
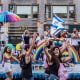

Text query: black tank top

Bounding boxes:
[48,63,59,76]
[45,57,62,76]
[21,56,32,78]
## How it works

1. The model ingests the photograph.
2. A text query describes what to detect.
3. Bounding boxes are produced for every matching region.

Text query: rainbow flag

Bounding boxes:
[63,34,69,38]
[59,37,66,43]
[69,63,75,67]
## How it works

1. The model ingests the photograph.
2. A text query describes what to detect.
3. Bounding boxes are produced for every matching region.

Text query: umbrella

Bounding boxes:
[0,11,20,22]
[0,11,20,50]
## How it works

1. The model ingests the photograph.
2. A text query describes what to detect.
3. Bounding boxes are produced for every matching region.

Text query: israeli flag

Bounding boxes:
[55,23,65,35]
[51,15,65,35]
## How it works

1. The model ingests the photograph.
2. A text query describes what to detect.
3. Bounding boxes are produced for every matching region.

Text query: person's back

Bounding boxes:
[21,55,32,79]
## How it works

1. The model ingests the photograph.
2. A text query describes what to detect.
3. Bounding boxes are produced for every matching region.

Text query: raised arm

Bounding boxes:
[27,32,36,56]
[66,32,72,36]
[59,40,68,53]
[61,42,73,63]
[43,40,52,62]
[49,30,52,38]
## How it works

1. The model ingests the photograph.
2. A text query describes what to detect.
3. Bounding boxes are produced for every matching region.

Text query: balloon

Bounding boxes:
[19,44,25,49]
[6,44,13,51]
[62,51,69,57]
[16,43,22,51]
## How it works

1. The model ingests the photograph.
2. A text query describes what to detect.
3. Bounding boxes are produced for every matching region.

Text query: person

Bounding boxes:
[43,40,72,80]
[78,29,80,38]
[78,29,80,57]
[44,26,52,39]
[43,40,67,80]
[2,46,19,80]
[21,30,30,44]
[37,35,44,45]
[36,33,40,45]
[19,32,36,80]
[58,30,65,38]
[29,35,33,45]
[71,28,79,51]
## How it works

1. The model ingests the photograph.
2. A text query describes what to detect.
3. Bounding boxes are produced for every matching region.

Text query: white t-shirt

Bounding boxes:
[36,36,40,45]
[71,33,78,46]
[36,36,40,41]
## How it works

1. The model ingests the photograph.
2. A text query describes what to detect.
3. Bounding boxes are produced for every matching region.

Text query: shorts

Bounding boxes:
[4,63,12,73]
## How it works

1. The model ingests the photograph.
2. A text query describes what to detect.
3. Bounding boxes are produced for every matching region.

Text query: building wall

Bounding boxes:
[47,0,73,5]
[1,0,80,44]
[11,0,37,5]
[75,0,80,23]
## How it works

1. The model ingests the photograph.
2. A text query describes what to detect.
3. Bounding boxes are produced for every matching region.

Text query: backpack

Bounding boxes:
[20,55,27,69]
[58,63,68,80]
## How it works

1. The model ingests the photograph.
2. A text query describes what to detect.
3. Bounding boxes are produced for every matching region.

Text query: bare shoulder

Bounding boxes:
[25,52,31,57]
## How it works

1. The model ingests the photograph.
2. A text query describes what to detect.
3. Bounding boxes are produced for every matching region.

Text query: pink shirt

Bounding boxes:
[43,54,48,69]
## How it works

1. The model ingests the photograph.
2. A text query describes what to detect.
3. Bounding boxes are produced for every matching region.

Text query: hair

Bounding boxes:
[50,46,62,65]
[2,46,11,61]
[51,46,62,59]
[40,35,44,39]
[0,22,3,26]
[3,46,11,54]
[37,33,39,36]
[47,41,53,49]
[25,44,30,51]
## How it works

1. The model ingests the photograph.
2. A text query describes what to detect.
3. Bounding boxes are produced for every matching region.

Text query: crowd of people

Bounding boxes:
[1,26,80,80]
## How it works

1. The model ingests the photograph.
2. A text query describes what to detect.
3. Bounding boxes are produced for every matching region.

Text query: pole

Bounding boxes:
[0,25,1,51]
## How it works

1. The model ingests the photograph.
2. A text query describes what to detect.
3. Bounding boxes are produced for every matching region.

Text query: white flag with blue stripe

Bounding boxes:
[51,15,65,35]
[55,23,65,35]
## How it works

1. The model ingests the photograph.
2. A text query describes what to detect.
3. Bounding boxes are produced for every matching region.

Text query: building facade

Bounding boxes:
[0,0,80,45]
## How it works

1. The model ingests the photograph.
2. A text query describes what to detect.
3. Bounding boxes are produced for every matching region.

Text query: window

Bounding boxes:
[46,6,51,18]
[0,6,2,11]
[33,6,38,18]
[16,6,38,18]
[53,6,67,18]
[69,6,75,18]
[9,4,15,13]
[17,6,32,18]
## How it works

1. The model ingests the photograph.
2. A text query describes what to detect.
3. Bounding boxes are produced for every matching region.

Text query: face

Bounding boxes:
[25,30,28,34]
[7,47,10,53]
[73,28,76,33]
[46,27,49,31]
[53,48,59,57]
[60,30,64,36]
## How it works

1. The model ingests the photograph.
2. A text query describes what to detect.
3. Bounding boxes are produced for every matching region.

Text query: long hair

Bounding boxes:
[50,46,62,64]
[47,41,53,49]
[3,46,11,54]
[2,46,11,61]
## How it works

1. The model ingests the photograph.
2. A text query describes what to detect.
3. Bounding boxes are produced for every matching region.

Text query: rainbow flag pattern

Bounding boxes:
[33,39,79,63]
[59,37,66,43]
[69,63,75,67]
